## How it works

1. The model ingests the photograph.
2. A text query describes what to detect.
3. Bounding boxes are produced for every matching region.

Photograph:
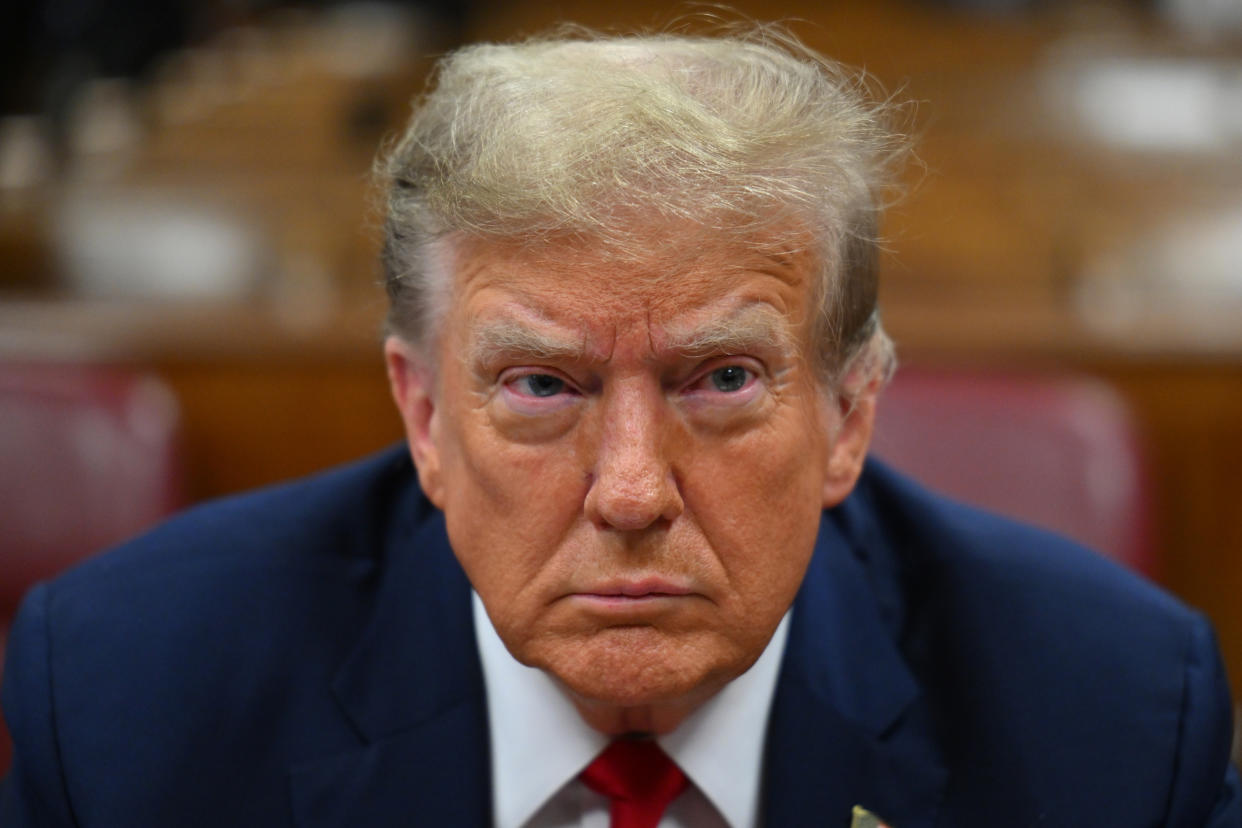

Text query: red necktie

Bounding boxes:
[581,738,688,828]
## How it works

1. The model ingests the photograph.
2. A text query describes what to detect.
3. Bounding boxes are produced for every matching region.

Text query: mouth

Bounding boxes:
[579,578,694,600]
[566,578,699,615]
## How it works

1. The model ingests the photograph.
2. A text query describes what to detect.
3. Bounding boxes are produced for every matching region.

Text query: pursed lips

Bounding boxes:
[571,577,696,604]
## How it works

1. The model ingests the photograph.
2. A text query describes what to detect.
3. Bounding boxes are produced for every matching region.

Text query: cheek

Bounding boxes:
[436,402,586,591]
[690,402,827,506]
[679,411,829,601]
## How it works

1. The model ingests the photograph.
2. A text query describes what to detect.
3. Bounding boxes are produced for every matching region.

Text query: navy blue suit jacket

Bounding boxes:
[3,446,1239,826]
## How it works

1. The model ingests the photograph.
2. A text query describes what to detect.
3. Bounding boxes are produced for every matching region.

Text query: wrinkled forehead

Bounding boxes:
[433,232,821,368]
[448,231,817,315]
[448,221,818,289]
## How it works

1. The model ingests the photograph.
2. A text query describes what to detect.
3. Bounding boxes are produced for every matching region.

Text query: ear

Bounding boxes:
[822,388,877,509]
[384,336,446,508]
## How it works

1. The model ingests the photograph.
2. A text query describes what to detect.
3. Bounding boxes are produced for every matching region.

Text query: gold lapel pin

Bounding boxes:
[851,804,891,828]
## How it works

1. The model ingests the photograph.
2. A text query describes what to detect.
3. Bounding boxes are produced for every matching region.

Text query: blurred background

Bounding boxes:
[1,0,1240,766]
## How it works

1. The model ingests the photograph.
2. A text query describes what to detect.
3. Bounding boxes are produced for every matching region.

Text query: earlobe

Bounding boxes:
[383,336,445,507]
[822,392,876,509]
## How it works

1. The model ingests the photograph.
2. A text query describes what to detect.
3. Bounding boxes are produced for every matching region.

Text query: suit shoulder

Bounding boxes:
[50,444,422,599]
[28,445,430,696]
[3,446,437,824]
[839,460,1236,824]
[839,458,1208,733]
[846,457,1192,630]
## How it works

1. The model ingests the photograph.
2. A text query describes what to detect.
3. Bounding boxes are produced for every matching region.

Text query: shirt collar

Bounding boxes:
[474,592,790,828]
[659,611,789,828]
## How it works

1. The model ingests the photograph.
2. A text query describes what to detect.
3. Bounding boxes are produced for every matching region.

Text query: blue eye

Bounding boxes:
[517,374,565,397]
[709,365,749,392]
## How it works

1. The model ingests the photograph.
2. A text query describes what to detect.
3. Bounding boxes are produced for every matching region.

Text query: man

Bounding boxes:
[2,25,1239,828]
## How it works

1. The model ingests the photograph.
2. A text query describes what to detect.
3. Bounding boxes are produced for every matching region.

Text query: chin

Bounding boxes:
[530,626,745,710]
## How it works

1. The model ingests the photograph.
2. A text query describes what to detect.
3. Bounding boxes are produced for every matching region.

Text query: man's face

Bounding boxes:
[387,235,873,731]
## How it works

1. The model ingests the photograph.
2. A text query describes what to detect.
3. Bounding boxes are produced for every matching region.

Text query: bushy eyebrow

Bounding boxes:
[662,304,795,358]
[467,320,586,366]
[466,302,795,368]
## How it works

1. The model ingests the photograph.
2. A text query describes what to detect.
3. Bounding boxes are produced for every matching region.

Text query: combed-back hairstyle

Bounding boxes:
[379,23,903,393]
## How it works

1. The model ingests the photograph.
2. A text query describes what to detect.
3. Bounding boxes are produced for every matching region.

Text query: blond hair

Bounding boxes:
[378,24,903,391]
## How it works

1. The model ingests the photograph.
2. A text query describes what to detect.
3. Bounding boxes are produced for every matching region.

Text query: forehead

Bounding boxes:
[445,235,818,349]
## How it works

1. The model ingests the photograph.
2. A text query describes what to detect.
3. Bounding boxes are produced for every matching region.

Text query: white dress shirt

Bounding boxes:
[473,593,790,828]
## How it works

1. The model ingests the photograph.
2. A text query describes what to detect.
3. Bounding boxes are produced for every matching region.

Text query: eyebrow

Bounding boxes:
[466,302,796,368]
[467,319,587,366]
[662,303,795,358]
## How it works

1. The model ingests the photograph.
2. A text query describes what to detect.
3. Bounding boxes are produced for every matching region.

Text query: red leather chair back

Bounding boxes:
[0,363,184,775]
[872,368,1158,579]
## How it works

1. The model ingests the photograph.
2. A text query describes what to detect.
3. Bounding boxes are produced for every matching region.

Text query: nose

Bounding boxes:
[583,381,684,532]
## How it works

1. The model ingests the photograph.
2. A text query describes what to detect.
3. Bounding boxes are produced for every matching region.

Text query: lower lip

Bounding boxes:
[579,592,686,604]
[569,592,694,613]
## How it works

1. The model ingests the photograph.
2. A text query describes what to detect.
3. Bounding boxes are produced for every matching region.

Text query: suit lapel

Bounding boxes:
[289,496,492,828]
[763,497,948,828]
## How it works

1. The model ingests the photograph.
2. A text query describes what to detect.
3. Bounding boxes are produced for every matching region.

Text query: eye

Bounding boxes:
[494,368,580,428]
[677,360,765,424]
[512,373,566,398]
[708,365,749,393]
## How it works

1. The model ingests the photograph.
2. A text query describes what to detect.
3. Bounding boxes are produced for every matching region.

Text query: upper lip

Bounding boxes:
[579,577,694,597]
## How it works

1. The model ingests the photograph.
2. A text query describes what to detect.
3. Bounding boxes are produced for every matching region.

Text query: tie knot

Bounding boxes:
[581,739,687,828]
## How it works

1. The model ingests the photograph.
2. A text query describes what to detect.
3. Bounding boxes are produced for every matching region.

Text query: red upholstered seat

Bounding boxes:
[872,368,1157,579]
[0,363,185,776]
